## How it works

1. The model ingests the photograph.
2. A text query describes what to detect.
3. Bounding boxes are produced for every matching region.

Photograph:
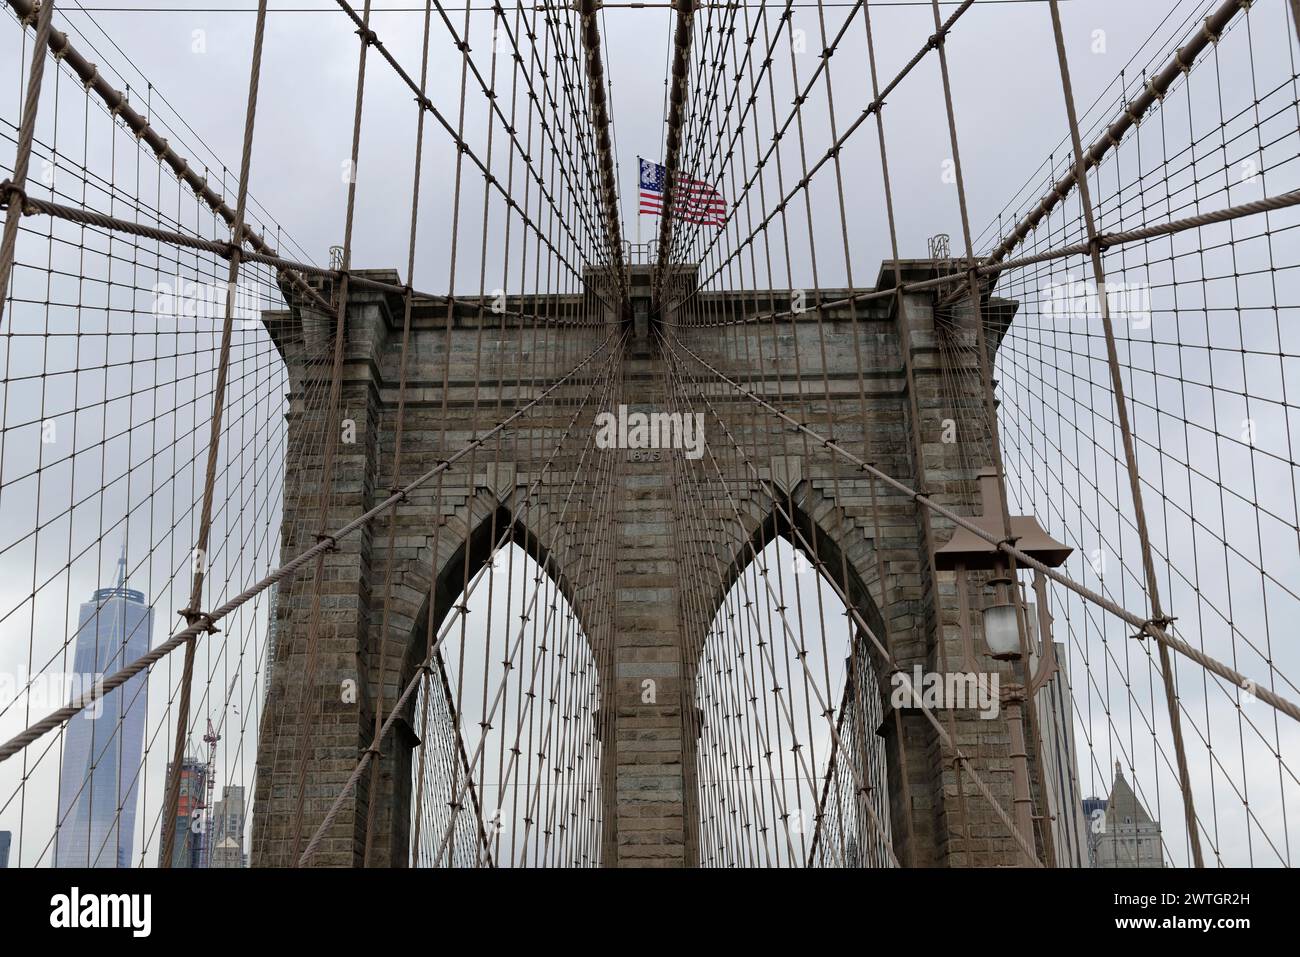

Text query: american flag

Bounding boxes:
[639,157,726,227]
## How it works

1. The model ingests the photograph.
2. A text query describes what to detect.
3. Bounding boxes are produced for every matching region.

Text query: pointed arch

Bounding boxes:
[361,492,605,867]
[688,477,915,866]
[693,479,898,707]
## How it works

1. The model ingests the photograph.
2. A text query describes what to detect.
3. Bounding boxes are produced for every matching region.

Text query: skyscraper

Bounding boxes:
[55,548,152,868]
[1029,635,1091,867]
[161,757,207,868]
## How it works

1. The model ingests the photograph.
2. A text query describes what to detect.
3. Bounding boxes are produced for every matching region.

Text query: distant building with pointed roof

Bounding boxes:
[209,784,247,868]
[210,835,243,869]
[160,755,207,868]
[1085,762,1164,867]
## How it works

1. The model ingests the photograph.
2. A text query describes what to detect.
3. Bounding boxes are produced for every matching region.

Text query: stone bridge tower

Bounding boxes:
[252,258,1041,868]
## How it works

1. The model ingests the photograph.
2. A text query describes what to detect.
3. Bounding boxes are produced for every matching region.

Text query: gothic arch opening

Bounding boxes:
[402,526,603,868]
[693,530,895,868]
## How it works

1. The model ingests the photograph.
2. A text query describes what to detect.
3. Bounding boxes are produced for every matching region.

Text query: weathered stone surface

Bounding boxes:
[253,261,1030,868]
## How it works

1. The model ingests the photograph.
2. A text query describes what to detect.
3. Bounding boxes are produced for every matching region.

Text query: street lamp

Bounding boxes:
[934,468,1074,866]
[981,595,1022,661]
[935,469,1072,664]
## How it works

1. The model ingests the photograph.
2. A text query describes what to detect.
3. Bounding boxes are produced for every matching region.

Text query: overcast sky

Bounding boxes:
[1,0,1298,868]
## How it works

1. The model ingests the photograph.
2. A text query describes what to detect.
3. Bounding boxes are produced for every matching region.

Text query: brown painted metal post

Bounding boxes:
[1002,684,1036,867]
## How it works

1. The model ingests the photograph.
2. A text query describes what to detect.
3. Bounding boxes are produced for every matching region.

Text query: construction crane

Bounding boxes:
[199,718,219,868]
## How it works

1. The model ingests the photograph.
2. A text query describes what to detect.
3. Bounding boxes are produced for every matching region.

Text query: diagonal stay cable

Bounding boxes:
[0,325,622,764]
[3,0,331,314]
[309,329,626,867]
[665,334,1300,727]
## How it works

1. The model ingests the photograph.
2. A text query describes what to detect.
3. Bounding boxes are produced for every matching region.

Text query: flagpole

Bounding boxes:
[635,156,641,248]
